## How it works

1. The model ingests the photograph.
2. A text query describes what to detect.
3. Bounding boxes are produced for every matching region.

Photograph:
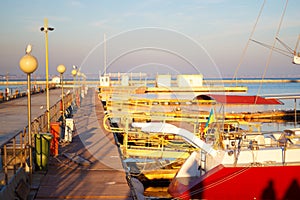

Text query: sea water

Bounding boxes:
[131,79,300,132]
[239,81,300,131]
[0,84,27,95]
[0,79,299,137]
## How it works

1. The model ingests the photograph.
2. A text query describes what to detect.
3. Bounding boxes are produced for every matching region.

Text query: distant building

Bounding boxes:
[156,74,171,87]
[99,74,110,86]
[52,76,60,84]
[177,74,203,87]
[121,75,129,86]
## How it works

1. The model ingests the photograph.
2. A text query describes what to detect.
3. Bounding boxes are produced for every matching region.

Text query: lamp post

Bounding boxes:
[57,65,66,125]
[40,18,54,132]
[71,69,77,106]
[79,72,86,98]
[77,71,82,104]
[19,45,38,178]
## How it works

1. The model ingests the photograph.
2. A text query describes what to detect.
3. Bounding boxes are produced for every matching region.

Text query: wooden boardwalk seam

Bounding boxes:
[33,89,133,200]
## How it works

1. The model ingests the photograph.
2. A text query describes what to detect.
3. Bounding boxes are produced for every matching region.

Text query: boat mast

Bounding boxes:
[104,33,107,75]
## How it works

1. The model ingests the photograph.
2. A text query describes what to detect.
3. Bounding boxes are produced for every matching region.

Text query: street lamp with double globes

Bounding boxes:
[19,44,38,178]
[57,64,66,128]
[40,18,54,132]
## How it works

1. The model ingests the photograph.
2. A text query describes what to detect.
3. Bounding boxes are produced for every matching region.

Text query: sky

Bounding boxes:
[0,0,299,79]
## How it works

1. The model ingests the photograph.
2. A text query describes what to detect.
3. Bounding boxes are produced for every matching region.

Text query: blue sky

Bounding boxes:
[0,0,299,78]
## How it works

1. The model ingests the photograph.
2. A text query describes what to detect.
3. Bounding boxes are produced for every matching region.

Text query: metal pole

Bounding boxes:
[104,33,107,75]
[295,98,297,127]
[27,74,33,180]
[44,18,51,132]
[61,73,65,123]
[73,75,75,105]
[74,75,79,107]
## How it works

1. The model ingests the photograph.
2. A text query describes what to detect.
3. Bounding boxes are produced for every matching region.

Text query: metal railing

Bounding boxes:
[0,93,73,186]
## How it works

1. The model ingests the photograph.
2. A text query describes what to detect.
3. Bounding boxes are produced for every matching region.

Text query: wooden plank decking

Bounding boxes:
[33,89,133,199]
[0,89,62,142]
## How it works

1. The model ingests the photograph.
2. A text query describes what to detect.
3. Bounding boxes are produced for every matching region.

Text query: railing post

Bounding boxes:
[0,94,74,187]
[3,144,8,185]
[13,137,16,175]
[20,129,25,168]
[24,128,28,170]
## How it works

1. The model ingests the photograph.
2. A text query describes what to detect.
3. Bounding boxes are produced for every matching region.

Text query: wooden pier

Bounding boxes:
[0,89,63,141]
[33,89,133,199]
[0,88,135,199]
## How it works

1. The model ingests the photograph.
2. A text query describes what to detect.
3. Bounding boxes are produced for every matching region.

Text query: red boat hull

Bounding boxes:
[168,164,300,200]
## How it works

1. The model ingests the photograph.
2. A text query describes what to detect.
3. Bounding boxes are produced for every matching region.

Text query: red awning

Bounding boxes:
[195,94,283,105]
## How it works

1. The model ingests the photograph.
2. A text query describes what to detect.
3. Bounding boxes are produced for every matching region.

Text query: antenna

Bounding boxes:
[250,34,300,65]
[104,33,107,75]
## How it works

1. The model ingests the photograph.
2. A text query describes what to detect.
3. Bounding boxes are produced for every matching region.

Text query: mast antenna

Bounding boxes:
[104,33,107,75]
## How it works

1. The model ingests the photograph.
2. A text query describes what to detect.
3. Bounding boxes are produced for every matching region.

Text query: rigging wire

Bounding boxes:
[276,37,294,54]
[294,34,300,55]
[250,38,293,58]
[232,0,266,84]
[255,0,289,103]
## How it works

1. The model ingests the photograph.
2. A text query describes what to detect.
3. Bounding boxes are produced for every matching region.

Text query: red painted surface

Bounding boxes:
[50,122,60,156]
[196,94,282,105]
[168,164,300,200]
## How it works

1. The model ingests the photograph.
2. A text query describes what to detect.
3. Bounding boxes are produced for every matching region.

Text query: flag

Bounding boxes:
[203,109,215,134]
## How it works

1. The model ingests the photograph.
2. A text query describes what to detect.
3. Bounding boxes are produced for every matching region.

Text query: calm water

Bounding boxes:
[243,82,300,131]
[0,84,27,94]
[132,81,299,109]
[131,80,300,132]
[1,79,299,134]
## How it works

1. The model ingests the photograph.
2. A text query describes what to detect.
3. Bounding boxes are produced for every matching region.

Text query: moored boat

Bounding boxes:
[168,128,300,199]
